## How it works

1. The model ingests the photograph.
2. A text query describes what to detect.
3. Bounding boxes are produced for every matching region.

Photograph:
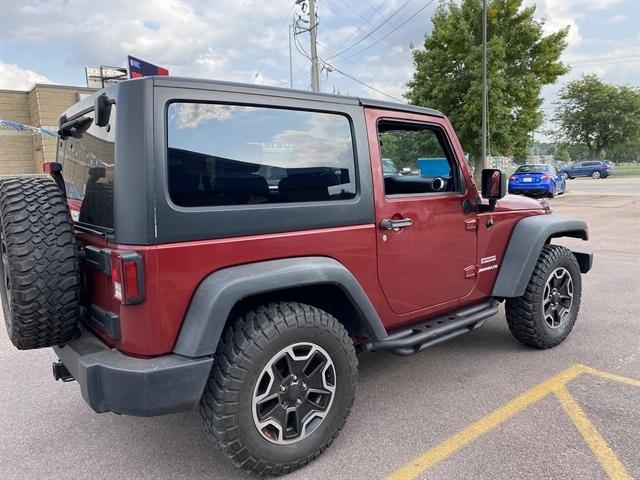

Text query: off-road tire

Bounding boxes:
[505,245,581,349]
[0,176,80,349]
[200,301,357,476]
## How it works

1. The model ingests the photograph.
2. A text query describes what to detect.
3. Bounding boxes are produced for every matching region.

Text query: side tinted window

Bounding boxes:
[166,103,356,207]
[377,120,459,195]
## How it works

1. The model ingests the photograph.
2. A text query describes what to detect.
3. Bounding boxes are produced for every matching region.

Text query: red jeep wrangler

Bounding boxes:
[0,77,592,476]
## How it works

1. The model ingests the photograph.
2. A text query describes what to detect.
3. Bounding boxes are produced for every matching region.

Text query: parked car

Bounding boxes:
[0,77,592,476]
[559,160,614,179]
[508,164,565,198]
[382,158,399,176]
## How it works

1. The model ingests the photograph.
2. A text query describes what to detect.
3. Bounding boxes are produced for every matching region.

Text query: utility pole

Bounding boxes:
[481,0,489,170]
[308,0,320,92]
[289,23,293,88]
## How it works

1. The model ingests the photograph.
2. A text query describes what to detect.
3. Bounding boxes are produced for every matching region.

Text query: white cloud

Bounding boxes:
[0,60,52,90]
[586,0,623,10]
[0,0,294,83]
[174,103,234,129]
[604,14,627,25]
[534,0,583,48]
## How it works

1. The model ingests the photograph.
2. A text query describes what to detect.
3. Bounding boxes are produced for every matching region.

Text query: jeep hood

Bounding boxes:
[495,194,547,212]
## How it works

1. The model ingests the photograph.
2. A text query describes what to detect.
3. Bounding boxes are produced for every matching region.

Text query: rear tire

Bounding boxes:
[200,301,357,476]
[592,171,601,179]
[505,245,581,349]
[0,176,80,350]
[547,185,556,199]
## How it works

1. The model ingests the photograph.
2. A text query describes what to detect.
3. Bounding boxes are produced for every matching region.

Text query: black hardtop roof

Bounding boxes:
[151,75,444,118]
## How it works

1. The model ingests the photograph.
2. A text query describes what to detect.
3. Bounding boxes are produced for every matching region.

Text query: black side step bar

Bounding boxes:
[364,300,499,356]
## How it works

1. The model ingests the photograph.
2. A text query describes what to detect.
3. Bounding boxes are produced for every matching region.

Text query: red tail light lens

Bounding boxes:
[124,261,139,299]
[110,251,144,305]
[509,175,516,181]
[541,174,550,180]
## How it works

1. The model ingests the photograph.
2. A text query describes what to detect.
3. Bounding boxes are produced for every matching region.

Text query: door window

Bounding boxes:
[377,120,460,195]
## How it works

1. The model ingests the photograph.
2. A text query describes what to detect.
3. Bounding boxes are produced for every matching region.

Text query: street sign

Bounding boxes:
[128,56,169,78]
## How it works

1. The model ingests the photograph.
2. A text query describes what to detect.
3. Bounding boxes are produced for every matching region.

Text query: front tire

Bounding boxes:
[200,302,357,476]
[505,245,581,349]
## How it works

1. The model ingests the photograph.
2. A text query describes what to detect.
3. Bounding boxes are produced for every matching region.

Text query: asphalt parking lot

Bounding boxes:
[564,176,640,197]
[1,178,638,480]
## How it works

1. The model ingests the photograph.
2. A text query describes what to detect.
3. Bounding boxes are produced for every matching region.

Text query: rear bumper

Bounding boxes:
[508,183,552,194]
[53,326,213,417]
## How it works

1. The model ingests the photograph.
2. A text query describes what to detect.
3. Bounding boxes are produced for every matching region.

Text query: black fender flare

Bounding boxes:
[173,257,388,358]
[492,215,590,298]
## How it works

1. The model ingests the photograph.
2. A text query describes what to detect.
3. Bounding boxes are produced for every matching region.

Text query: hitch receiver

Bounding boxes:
[52,361,75,382]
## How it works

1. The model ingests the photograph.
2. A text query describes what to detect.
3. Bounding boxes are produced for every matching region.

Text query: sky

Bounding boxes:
[0,0,638,140]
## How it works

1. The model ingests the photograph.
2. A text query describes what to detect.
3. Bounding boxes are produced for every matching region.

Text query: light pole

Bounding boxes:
[482,0,488,170]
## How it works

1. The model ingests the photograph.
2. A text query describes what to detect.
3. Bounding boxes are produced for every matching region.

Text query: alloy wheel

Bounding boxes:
[252,342,336,445]
[542,267,573,329]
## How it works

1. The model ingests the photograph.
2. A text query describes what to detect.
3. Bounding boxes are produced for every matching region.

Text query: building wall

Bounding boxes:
[0,91,36,174]
[0,84,95,174]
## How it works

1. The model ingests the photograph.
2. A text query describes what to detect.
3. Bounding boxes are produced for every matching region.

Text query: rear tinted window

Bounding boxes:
[167,103,357,207]
[515,165,547,173]
[58,106,116,230]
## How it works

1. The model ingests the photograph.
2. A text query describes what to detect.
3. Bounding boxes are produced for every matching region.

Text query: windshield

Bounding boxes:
[515,165,547,174]
[58,105,116,230]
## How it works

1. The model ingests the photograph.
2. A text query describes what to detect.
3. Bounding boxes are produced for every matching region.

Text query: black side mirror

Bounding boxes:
[94,93,114,127]
[481,169,507,210]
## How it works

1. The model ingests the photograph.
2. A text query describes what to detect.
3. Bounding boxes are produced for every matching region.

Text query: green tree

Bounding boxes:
[405,0,569,173]
[554,143,571,164]
[554,75,640,160]
[606,138,640,164]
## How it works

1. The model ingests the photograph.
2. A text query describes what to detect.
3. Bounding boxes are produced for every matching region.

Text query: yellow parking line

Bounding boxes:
[385,364,640,480]
[385,364,585,480]
[581,365,640,388]
[555,386,631,480]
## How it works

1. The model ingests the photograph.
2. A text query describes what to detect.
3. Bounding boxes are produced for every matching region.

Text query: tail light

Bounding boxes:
[541,174,551,180]
[509,175,516,181]
[110,251,144,305]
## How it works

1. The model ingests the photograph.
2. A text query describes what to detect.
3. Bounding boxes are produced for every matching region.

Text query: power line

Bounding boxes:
[329,0,389,49]
[568,54,637,66]
[326,0,412,60]
[318,40,388,85]
[340,0,435,61]
[318,42,404,103]
[252,2,296,83]
[320,58,403,102]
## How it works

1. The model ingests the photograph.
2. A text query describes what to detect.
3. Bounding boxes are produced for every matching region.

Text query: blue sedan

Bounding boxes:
[508,164,565,198]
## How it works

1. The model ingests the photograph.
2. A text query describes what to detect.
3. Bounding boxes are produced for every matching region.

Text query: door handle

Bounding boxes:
[381,218,413,230]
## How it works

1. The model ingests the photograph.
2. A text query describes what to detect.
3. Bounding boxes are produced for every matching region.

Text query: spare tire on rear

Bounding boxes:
[0,176,81,350]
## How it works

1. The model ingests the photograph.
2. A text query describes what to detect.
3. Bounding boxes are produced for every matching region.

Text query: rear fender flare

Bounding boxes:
[173,257,387,358]
[492,215,589,298]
